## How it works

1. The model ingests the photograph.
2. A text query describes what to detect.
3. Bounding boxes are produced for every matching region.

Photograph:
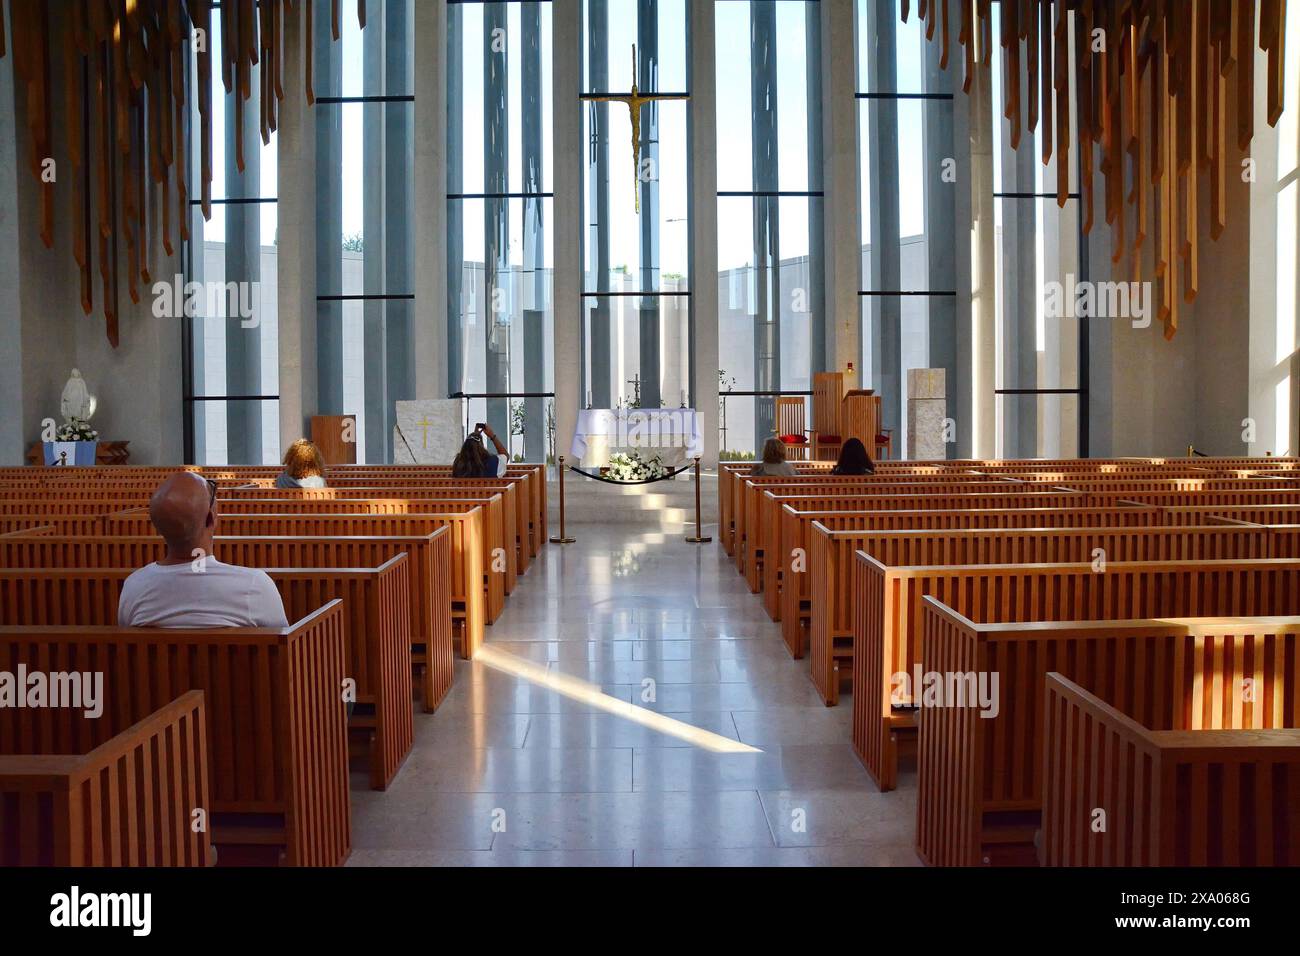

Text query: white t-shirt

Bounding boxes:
[117,559,290,629]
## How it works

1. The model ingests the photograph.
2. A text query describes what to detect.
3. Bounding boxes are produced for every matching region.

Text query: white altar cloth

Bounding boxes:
[571,408,703,468]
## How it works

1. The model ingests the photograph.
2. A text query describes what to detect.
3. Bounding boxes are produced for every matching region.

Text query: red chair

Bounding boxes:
[775,397,810,461]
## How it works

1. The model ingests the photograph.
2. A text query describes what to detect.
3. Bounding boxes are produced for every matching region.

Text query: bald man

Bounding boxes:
[117,472,288,628]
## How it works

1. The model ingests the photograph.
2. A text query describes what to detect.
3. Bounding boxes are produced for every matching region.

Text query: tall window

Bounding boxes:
[581,0,690,412]
[1266,0,1299,455]
[856,0,959,459]
[184,2,281,465]
[448,0,556,462]
[716,0,824,458]
[989,2,1081,458]
[314,0,415,463]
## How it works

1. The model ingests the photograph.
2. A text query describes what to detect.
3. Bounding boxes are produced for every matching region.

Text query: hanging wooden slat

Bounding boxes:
[913,0,1292,339]
[0,1,361,346]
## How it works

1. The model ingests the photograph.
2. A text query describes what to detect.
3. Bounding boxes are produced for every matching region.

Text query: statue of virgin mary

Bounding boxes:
[60,369,97,423]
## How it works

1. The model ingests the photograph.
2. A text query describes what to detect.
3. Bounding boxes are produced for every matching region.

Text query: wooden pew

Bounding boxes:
[719,460,831,554]
[741,477,1047,589]
[0,560,415,791]
[810,524,1275,707]
[314,472,544,559]
[0,500,138,515]
[0,690,211,867]
[774,503,1162,648]
[0,515,106,535]
[0,602,350,866]
[734,480,1087,578]
[1103,488,1300,507]
[1160,504,1300,525]
[920,606,1300,866]
[226,480,531,575]
[0,467,542,570]
[760,493,1157,617]
[218,489,527,578]
[1040,673,1300,867]
[104,506,504,626]
[0,530,459,709]
[852,555,1300,794]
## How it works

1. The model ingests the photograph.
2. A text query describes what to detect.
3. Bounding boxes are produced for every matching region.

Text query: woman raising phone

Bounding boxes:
[451,422,510,478]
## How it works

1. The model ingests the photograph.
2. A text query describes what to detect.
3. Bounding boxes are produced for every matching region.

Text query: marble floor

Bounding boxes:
[348,527,920,866]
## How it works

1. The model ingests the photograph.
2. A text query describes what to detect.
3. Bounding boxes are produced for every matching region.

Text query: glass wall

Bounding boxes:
[448,0,556,462]
[855,0,958,459]
[716,0,824,459]
[313,0,415,463]
[581,0,690,413]
[989,1,1081,458]
[184,1,281,464]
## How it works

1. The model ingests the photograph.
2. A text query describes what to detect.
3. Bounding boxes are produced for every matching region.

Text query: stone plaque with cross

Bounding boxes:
[393,399,466,464]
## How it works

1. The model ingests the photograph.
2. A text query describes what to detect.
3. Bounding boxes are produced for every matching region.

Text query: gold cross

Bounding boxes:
[416,416,433,449]
[586,44,688,213]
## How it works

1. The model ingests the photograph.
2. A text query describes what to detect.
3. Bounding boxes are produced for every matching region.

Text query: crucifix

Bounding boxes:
[626,373,642,409]
[585,44,689,213]
[416,416,433,449]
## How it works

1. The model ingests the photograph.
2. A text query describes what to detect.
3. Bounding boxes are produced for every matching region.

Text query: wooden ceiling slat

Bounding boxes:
[916,0,1290,338]
[0,1,359,346]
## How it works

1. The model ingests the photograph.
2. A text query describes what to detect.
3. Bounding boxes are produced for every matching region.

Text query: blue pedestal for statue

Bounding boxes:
[42,441,98,466]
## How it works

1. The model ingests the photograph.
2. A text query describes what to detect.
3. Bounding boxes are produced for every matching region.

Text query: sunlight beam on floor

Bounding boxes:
[474,645,763,754]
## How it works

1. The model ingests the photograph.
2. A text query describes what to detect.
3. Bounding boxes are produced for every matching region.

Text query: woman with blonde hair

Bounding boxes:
[749,437,798,477]
[276,439,328,488]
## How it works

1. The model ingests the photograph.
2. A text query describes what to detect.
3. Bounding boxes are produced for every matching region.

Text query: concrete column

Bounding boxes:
[923,36,959,456]
[553,0,582,463]
[278,3,319,451]
[968,21,997,458]
[689,0,719,467]
[413,0,448,402]
[863,0,901,435]
[821,0,860,383]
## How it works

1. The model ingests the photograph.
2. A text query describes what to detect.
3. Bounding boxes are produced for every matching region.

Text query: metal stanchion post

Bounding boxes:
[685,456,712,543]
[549,455,576,544]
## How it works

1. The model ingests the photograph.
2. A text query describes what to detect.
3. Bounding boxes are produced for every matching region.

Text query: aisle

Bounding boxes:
[349,529,919,865]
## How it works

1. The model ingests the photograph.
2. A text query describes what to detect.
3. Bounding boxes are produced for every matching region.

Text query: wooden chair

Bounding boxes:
[0,691,212,867]
[841,391,892,460]
[811,372,845,460]
[774,396,811,461]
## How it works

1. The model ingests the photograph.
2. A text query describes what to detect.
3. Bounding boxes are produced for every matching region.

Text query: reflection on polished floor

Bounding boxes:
[349,529,920,866]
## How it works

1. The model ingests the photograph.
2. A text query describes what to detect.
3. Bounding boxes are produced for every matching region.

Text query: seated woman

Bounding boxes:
[276,438,328,488]
[831,437,875,475]
[750,437,798,478]
[452,423,509,478]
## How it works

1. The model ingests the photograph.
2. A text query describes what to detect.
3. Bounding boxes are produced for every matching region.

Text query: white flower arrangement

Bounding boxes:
[55,418,99,442]
[605,451,669,482]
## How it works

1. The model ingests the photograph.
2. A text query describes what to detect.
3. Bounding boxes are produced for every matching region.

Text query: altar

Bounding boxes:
[571,408,703,469]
